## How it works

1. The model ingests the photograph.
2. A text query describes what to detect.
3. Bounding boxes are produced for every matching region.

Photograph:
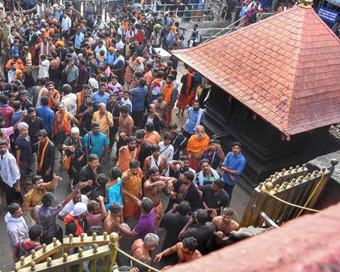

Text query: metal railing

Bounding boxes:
[13,232,159,272]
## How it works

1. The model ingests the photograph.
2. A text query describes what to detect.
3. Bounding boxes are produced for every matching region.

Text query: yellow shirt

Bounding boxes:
[24,182,54,222]
[122,168,143,203]
[92,111,113,136]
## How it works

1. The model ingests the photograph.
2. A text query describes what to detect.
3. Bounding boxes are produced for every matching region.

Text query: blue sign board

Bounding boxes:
[318,7,339,24]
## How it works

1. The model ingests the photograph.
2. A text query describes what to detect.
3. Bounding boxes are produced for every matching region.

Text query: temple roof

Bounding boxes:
[173,7,340,135]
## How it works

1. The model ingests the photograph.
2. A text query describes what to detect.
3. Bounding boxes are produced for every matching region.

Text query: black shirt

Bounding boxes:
[179,222,214,254]
[201,184,230,211]
[78,103,98,133]
[171,133,187,160]
[37,140,55,171]
[107,102,121,132]
[63,136,85,161]
[79,164,103,194]
[160,213,190,250]
[24,116,44,145]
[15,136,33,165]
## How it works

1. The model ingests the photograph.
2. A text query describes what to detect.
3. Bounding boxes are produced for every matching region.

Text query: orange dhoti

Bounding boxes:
[123,201,141,220]
[153,202,163,226]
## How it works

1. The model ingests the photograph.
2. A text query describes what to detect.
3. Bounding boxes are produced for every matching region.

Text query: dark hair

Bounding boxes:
[110,167,122,180]
[177,201,190,216]
[27,107,36,114]
[145,122,154,132]
[97,174,108,187]
[61,84,72,95]
[200,159,211,166]
[13,101,21,110]
[139,78,147,87]
[87,200,99,213]
[195,209,208,225]
[0,95,8,104]
[99,82,106,88]
[38,129,48,137]
[91,122,100,128]
[89,154,99,162]
[148,166,159,176]
[0,139,7,146]
[109,202,122,214]
[127,136,136,143]
[157,70,164,78]
[183,237,198,251]
[8,202,20,215]
[222,207,234,216]
[120,105,129,114]
[150,144,160,152]
[32,175,43,185]
[41,96,49,106]
[180,155,189,161]
[29,225,43,241]
[163,132,172,140]
[213,179,225,189]
[169,123,177,130]
[183,171,194,182]
[129,159,140,169]
[42,192,53,207]
[135,129,145,139]
[141,197,154,214]
[231,141,242,148]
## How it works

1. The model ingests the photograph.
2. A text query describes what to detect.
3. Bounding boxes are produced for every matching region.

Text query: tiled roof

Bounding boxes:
[173,7,340,135]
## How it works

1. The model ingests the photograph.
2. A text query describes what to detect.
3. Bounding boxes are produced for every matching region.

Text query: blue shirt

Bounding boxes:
[104,53,116,65]
[184,107,205,134]
[92,91,109,105]
[36,106,55,135]
[11,110,23,126]
[105,178,123,210]
[74,32,84,49]
[222,152,246,185]
[84,131,109,158]
[10,45,19,56]
[131,86,148,111]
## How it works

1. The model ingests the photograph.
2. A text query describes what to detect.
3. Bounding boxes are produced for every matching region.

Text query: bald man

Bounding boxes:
[92,103,113,139]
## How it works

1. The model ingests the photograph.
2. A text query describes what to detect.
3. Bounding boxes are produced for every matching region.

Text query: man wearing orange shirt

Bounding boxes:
[186,125,210,171]
[144,122,160,147]
[122,160,143,220]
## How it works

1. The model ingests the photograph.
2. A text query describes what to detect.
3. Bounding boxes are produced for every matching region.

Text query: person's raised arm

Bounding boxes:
[97,195,107,220]
[61,182,89,207]
[50,174,62,187]
[178,217,194,241]
[121,187,142,207]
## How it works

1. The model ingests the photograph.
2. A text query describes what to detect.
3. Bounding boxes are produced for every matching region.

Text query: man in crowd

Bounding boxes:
[37,129,55,182]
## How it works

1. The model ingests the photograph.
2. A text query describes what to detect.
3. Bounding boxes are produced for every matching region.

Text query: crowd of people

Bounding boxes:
[0,0,247,270]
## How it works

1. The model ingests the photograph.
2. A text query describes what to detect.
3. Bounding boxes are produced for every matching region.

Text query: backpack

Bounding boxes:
[17,241,41,258]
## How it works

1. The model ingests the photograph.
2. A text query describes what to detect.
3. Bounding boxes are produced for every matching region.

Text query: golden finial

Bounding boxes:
[69,234,73,242]
[92,232,97,241]
[299,0,313,8]
[93,244,98,253]
[264,182,274,192]
[20,256,25,266]
[42,243,47,253]
[63,253,68,262]
[30,262,36,271]
[80,233,85,241]
[103,232,108,240]
[78,248,83,257]
[47,257,52,267]
[31,250,36,258]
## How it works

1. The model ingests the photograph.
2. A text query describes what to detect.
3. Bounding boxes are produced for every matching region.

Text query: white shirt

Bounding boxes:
[62,93,77,116]
[116,40,124,50]
[0,151,20,187]
[159,141,174,176]
[58,195,89,218]
[38,59,50,78]
[61,16,72,32]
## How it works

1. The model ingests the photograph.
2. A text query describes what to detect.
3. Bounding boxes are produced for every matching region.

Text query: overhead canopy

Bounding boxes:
[173,6,340,135]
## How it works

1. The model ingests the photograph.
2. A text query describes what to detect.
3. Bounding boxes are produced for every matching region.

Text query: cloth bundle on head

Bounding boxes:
[89,78,99,89]
[18,122,29,131]
[71,127,79,134]
[56,41,64,47]
[70,202,87,217]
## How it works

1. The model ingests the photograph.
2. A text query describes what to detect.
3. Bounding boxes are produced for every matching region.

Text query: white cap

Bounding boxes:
[89,78,99,89]
[71,127,80,134]
[70,202,87,217]
[17,122,29,131]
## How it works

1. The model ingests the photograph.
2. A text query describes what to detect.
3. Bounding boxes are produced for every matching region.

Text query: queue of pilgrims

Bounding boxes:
[0,0,246,270]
